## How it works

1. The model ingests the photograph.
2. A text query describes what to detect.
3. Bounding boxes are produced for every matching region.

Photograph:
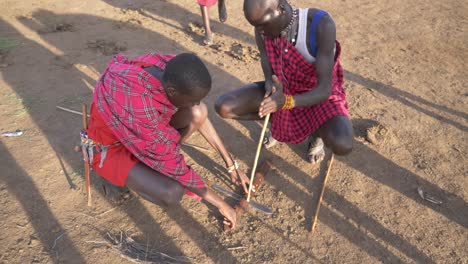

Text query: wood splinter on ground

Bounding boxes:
[224,159,272,233]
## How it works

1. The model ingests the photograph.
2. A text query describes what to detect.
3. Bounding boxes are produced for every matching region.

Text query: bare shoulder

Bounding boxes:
[307,8,336,34]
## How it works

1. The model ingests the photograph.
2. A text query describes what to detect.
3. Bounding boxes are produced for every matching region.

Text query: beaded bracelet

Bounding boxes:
[282,94,295,110]
[227,160,239,173]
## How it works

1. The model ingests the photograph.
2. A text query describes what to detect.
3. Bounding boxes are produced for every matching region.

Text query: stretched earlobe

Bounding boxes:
[166,86,176,97]
[279,4,285,13]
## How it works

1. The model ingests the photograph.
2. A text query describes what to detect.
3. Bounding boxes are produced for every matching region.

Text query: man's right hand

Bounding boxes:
[219,204,237,230]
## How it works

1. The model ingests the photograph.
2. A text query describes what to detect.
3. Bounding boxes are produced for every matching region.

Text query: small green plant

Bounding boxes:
[0,37,20,51]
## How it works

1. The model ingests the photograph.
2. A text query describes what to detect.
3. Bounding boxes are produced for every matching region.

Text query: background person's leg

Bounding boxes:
[200,5,213,44]
[218,0,227,23]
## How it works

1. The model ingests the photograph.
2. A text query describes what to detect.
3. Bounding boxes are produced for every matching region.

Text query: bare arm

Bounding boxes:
[258,16,337,117]
[187,186,237,229]
[255,29,274,97]
[292,16,336,107]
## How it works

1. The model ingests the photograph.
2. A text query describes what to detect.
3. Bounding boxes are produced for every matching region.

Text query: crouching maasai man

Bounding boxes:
[215,0,353,162]
[85,53,250,229]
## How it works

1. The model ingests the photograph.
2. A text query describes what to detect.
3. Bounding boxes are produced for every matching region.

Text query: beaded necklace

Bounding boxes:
[280,8,298,46]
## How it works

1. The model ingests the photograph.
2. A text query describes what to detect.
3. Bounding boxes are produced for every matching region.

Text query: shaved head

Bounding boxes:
[243,0,291,36]
[243,0,278,24]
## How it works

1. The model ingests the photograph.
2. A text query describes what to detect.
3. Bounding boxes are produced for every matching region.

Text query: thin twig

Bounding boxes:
[227,246,247,251]
[52,233,65,249]
[97,207,118,217]
[97,196,136,218]
[77,212,97,219]
[86,240,109,244]
[56,105,90,117]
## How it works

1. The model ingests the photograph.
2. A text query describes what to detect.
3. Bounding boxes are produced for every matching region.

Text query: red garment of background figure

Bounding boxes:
[263,37,349,144]
[88,53,206,196]
[198,0,217,7]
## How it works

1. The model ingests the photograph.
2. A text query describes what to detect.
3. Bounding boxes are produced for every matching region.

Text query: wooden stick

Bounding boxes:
[224,159,272,233]
[56,105,90,117]
[82,104,92,206]
[246,113,270,202]
[311,154,334,233]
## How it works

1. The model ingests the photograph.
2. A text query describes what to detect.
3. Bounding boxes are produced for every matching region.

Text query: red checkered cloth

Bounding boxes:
[264,37,349,144]
[93,53,206,190]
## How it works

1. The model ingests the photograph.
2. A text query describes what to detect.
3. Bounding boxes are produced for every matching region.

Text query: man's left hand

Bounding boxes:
[230,168,250,194]
[259,75,285,118]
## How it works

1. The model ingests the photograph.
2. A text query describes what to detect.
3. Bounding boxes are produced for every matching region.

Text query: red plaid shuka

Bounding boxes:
[264,37,349,144]
[93,53,206,189]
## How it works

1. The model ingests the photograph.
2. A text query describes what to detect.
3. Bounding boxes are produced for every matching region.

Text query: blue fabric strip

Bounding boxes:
[309,10,328,57]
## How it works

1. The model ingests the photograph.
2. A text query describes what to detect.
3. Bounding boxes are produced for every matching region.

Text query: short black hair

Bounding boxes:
[163,53,211,94]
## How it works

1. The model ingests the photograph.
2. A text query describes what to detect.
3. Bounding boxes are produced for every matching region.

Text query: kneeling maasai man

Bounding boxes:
[84,53,250,229]
[215,0,354,163]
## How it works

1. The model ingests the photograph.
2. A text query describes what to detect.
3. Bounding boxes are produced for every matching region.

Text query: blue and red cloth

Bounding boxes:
[264,37,349,144]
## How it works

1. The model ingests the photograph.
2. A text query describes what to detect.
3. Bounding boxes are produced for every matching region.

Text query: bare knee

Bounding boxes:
[191,102,208,127]
[162,183,184,206]
[215,95,234,118]
[328,136,353,156]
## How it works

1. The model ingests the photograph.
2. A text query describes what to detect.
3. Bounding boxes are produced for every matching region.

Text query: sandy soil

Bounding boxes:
[0,0,467,263]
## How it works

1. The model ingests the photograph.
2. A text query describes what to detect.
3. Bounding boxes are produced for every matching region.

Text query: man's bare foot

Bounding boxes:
[218,0,227,23]
[263,131,278,149]
[307,137,325,164]
[203,32,214,45]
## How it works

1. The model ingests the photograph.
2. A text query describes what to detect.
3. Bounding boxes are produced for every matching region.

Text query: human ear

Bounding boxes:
[166,86,176,97]
[279,3,286,14]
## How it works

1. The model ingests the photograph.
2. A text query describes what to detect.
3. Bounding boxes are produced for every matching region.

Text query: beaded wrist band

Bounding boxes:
[282,94,295,110]
[227,160,239,173]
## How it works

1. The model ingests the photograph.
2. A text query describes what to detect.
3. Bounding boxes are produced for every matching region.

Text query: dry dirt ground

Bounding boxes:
[0,0,467,263]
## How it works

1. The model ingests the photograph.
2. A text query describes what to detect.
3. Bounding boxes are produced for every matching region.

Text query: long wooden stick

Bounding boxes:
[311,154,334,233]
[57,105,90,117]
[246,113,270,202]
[82,104,92,206]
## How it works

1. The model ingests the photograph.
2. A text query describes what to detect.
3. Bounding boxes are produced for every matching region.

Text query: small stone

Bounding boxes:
[28,237,40,247]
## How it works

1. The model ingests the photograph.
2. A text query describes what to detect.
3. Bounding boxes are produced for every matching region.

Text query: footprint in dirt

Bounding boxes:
[114,8,143,29]
[37,22,75,34]
[226,42,260,62]
[86,39,127,56]
[353,118,390,145]
[186,22,205,35]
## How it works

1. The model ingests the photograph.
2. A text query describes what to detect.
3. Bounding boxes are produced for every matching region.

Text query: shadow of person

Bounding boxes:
[192,113,436,262]
[2,9,249,262]
[101,0,256,46]
[2,6,444,263]
[0,141,86,262]
[345,70,468,132]
[286,117,468,228]
[344,138,468,228]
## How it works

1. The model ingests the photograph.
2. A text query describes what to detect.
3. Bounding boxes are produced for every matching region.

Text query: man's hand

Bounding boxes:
[230,168,250,194]
[264,78,275,98]
[259,75,285,118]
[219,203,237,230]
